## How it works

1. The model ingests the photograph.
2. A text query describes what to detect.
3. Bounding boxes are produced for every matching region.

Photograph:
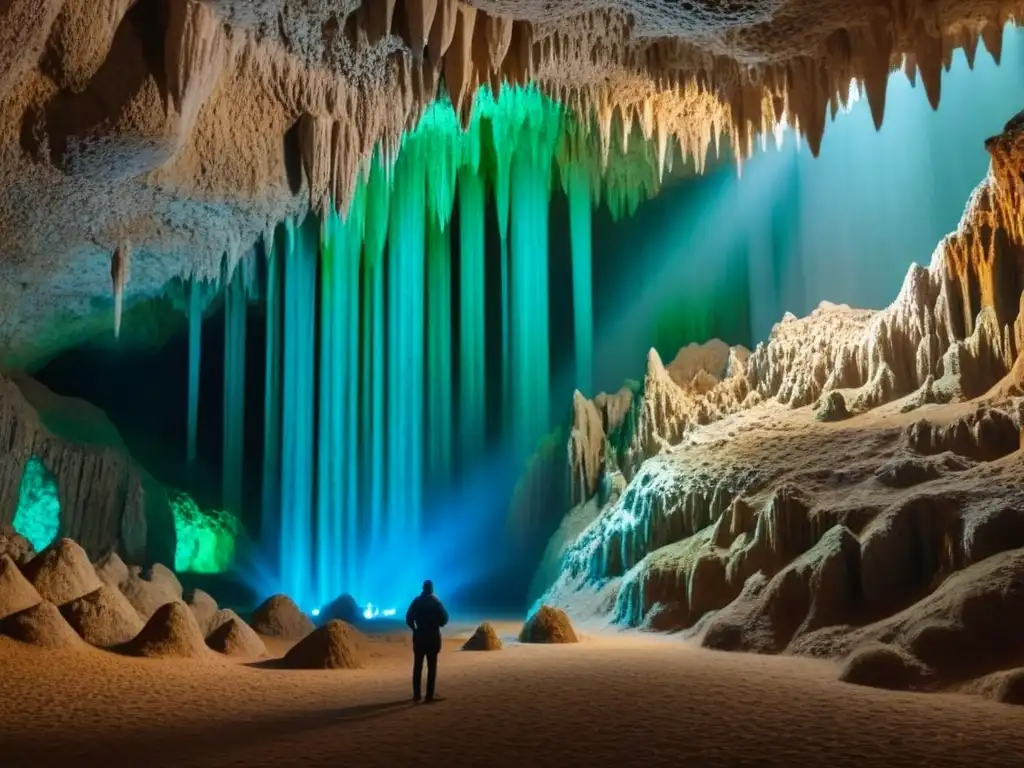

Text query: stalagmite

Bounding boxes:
[222,253,247,517]
[110,243,130,340]
[186,278,202,470]
[459,165,487,464]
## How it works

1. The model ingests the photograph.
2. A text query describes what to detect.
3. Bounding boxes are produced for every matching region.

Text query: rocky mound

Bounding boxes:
[119,569,181,621]
[838,643,933,691]
[995,669,1024,706]
[319,593,361,624]
[93,551,129,587]
[120,601,209,659]
[207,616,267,660]
[282,620,365,669]
[142,564,183,598]
[61,585,144,648]
[0,525,35,564]
[1,601,85,650]
[21,538,101,607]
[205,608,241,638]
[250,594,314,640]
[519,606,579,644]
[0,554,42,620]
[185,588,218,634]
[463,623,503,651]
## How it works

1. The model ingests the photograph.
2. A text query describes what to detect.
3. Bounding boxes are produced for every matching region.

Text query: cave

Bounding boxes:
[3,1,1024,764]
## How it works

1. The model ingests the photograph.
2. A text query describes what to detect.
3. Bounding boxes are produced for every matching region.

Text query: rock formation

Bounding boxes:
[61,584,143,648]
[120,601,209,659]
[118,566,182,621]
[318,593,361,625]
[0,554,42,620]
[0,525,34,565]
[185,588,219,634]
[0,1,1019,370]
[463,622,503,651]
[1,600,86,650]
[519,605,578,644]
[282,620,365,670]
[21,538,101,607]
[531,115,1024,699]
[206,616,268,660]
[250,594,315,640]
[0,375,175,565]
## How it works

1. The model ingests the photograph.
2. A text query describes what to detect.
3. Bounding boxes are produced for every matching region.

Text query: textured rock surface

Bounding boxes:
[118,568,182,622]
[0,374,175,565]
[185,588,218,635]
[282,620,365,669]
[0,525,34,565]
[206,616,267,660]
[463,622,503,651]
[61,584,143,648]
[0,553,42,620]
[0,1,1019,368]
[120,601,209,659]
[519,605,578,644]
[250,594,315,640]
[21,538,101,607]
[531,117,1024,700]
[0,600,85,650]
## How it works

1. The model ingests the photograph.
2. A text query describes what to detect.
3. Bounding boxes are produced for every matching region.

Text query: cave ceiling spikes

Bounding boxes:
[0,0,1021,370]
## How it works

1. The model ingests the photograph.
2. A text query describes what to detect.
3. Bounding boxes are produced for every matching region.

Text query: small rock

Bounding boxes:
[519,605,578,644]
[207,617,267,660]
[462,622,503,651]
[120,602,209,659]
[61,585,143,648]
[2,601,85,650]
[250,594,315,640]
[282,620,365,669]
[0,554,42,621]
[21,538,101,607]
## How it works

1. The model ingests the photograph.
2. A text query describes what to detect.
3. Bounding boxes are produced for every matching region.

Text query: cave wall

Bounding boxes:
[0,372,175,564]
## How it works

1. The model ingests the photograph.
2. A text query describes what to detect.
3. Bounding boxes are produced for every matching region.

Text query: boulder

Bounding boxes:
[0,525,35,565]
[61,584,143,648]
[119,570,181,621]
[995,668,1024,706]
[319,593,361,624]
[250,594,314,640]
[205,607,242,637]
[142,563,183,599]
[93,551,130,588]
[21,538,101,607]
[207,616,267,660]
[0,554,42,620]
[2,601,85,650]
[282,620,365,669]
[120,601,209,659]
[839,642,932,691]
[462,622,503,651]
[185,588,218,634]
[519,605,579,644]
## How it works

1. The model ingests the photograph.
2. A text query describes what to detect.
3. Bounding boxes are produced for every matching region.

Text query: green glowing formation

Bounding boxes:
[12,456,61,552]
[169,490,240,574]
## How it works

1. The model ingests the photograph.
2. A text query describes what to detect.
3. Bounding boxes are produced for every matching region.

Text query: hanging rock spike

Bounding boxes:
[366,0,397,45]
[110,242,131,340]
[428,0,459,68]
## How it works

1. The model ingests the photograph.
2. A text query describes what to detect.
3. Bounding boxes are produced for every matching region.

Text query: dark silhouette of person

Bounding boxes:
[405,579,449,702]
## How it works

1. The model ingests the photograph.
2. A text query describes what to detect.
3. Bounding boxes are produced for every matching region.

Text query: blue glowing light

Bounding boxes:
[361,603,397,620]
[311,608,321,617]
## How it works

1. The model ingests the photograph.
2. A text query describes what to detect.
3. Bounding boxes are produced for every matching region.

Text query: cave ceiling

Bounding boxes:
[0,0,1020,370]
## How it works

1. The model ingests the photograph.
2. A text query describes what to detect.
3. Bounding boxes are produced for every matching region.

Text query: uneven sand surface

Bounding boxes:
[1,621,1022,767]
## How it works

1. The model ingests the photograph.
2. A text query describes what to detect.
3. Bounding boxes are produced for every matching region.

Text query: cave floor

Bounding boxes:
[1,621,1021,767]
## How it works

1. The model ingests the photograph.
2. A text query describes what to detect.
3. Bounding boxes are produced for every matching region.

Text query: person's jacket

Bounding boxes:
[406,593,449,652]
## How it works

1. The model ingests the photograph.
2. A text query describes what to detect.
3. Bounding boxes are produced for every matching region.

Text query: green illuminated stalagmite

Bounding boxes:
[12,456,60,552]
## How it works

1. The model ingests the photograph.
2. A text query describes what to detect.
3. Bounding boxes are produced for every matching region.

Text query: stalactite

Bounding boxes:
[510,116,557,458]
[186,277,202,471]
[458,165,486,464]
[110,242,130,340]
[222,253,247,517]
[261,232,282,570]
[387,140,427,559]
[565,162,594,397]
[363,151,390,558]
[280,215,318,607]
[427,215,453,486]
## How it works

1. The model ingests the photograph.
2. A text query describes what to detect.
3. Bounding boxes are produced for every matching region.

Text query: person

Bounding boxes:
[405,579,449,702]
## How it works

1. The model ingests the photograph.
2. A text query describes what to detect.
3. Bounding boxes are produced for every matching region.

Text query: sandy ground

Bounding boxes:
[2,620,1023,768]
